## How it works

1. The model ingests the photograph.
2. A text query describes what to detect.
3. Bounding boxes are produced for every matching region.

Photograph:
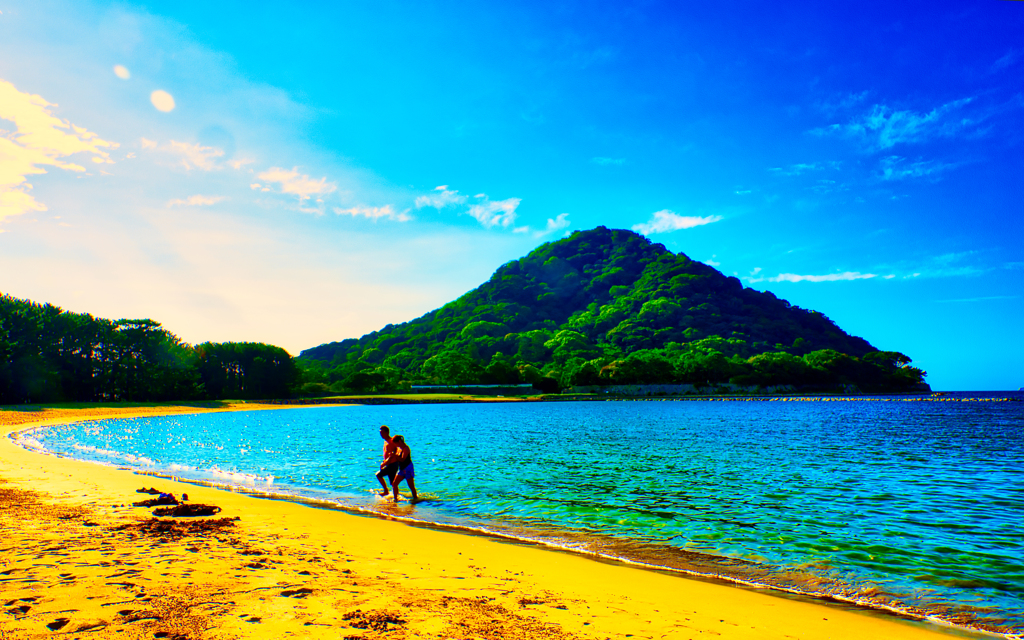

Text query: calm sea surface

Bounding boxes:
[22,394,1024,635]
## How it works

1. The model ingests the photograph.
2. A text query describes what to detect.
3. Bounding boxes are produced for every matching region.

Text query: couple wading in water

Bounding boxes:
[375,425,418,502]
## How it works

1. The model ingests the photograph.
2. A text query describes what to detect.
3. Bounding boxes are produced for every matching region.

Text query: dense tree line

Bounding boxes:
[298,227,927,394]
[0,294,297,403]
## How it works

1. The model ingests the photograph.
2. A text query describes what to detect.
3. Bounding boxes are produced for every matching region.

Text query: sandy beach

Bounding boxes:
[0,404,982,639]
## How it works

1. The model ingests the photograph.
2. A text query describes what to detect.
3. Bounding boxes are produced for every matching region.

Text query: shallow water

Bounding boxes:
[24,394,1024,635]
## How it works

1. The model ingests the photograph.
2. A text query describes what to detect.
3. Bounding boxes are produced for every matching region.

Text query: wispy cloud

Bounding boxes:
[878,156,960,181]
[0,78,118,223]
[257,167,336,202]
[467,196,521,229]
[935,251,977,265]
[227,158,255,170]
[991,49,1020,73]
[811,98,975,151]
[745,268,882,284]
[333,205,411,222]
[415,185,467,209]
[816,90,870,116]
[632,210,723,235]
[747,250,1001,285]
[591,157,626,166]
[768,161,840,177]
[892,251,989,278]
[807,179,847,195]
[139,138,224,171]
[165,141,222,170]
[533,212,571,238]
[167,194,227,207]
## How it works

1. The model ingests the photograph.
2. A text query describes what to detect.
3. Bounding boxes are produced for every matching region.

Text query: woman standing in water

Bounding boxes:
[390,434,418,502]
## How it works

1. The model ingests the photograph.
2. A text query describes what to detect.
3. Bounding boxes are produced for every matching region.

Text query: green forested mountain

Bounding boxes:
[299,227,926,392]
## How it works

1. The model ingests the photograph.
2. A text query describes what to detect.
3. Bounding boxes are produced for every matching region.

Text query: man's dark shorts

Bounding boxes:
[376,462,400,480]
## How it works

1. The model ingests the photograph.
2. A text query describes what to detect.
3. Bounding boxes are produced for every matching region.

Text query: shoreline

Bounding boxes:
[247,392,1021,406]
[1,403,1011,639]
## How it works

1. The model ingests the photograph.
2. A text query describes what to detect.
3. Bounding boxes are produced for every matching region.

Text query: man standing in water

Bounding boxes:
[390,434,418,502]
[375,425,399,496]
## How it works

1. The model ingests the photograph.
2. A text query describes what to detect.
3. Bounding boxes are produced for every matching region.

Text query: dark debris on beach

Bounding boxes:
[112,517,239,541]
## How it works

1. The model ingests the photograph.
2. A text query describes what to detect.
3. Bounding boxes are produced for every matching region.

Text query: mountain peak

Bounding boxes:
[301,227,875,375]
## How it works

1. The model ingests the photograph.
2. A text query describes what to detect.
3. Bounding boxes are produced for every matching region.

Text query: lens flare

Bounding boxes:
[150,90,175,112]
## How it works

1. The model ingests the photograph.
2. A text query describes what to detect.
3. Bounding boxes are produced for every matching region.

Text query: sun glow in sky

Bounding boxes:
[0,0,1021,389]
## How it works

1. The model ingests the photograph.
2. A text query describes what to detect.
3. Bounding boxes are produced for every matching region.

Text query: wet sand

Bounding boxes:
[0,404,978,639]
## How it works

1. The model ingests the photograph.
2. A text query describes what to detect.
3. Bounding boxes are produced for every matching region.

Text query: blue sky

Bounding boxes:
[1,0,1021,389]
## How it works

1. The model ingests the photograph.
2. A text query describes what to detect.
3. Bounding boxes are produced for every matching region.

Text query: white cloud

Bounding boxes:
[467,197,520,229]
[811,98,975,151]
[631,209,723,235]
[533,213,570,238]
[334,205,411,222]
[706,255,721,267]
[167,194,227,207]
[415,185,467,209]
[769,272,878,283]
[257,166,336,201]
[0,78,118,224]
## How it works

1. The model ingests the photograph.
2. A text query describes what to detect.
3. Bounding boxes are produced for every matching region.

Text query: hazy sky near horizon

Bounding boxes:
[1,0,1021,390]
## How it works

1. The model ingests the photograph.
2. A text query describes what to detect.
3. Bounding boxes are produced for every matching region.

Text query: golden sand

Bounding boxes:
[0,404,974,639]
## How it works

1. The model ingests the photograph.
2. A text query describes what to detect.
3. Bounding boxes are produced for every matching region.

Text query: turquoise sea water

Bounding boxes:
[20,394,1024,635]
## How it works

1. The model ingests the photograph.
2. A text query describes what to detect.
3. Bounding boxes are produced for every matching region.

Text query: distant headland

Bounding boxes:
[299,227,928,396]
